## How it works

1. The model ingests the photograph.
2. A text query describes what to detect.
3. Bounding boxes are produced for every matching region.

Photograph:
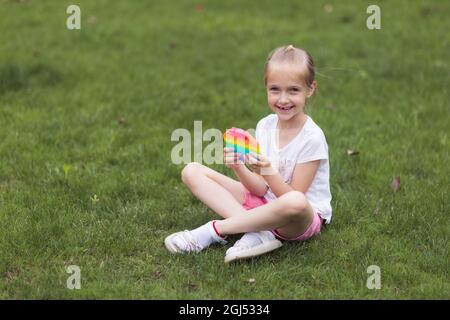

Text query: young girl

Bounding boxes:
[165,45,332,263]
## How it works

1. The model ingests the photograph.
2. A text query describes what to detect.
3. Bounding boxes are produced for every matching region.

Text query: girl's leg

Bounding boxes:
[166,166,313,254]
[182,163,315,237]
[215,191,315,239]
[181,162,248,219]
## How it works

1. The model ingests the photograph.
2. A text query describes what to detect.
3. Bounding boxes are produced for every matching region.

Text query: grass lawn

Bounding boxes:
[0,0,448,299]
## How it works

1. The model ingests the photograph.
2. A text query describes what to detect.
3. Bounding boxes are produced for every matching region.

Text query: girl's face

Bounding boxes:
[266,64,316,122]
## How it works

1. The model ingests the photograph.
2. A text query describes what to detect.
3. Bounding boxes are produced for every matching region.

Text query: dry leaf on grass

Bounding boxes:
[194,4,204,12]
[346,149,359,156]
[118,117,128,127]
[87,16,97,25]
[391,176,401,192]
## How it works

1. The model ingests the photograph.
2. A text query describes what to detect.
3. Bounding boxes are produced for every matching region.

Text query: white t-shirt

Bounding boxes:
[255,114,332,224]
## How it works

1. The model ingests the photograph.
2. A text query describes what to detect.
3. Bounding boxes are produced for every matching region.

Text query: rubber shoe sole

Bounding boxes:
[224,239,282,264]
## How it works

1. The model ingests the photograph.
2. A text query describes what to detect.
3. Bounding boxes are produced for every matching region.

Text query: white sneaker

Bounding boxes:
[165,221,227,254]
[165,230,204,253]
[224,231,282,264]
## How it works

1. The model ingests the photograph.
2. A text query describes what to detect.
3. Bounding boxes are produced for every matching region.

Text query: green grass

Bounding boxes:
[0,0,448,299]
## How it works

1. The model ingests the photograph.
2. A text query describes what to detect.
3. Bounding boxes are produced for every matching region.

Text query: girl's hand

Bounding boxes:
[245,153,278,176]
[223,147,244,170]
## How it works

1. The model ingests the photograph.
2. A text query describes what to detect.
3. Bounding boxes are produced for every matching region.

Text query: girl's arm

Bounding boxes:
[233,165,269,197]
[260,160,320,197]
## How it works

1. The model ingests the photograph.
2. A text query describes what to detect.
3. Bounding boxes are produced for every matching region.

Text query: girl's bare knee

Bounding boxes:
[278,191,309,218]
[181,162,204,185]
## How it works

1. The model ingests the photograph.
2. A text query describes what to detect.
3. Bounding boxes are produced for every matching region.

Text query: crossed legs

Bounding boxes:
[181,162,315,239]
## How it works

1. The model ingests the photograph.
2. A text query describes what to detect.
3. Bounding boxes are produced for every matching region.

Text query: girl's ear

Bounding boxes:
[307,80,317,98]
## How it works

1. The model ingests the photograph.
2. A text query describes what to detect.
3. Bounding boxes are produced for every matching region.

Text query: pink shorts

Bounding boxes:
[272,211,324,241]
[242,189,324,241]
[242,189,268,210]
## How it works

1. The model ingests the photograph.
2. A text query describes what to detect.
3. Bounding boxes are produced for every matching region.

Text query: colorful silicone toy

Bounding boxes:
[224,127,260,161]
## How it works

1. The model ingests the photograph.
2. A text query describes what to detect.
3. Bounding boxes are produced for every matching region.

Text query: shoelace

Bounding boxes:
[175,231,202,253]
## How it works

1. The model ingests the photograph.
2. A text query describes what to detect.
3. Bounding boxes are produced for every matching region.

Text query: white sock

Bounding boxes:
[185,221,226,249]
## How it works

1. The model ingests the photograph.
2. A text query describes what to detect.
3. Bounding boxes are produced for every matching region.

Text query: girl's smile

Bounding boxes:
[275,104,295,113]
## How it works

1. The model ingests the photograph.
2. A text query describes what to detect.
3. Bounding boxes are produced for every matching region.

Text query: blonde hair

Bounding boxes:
[264,45,315,88]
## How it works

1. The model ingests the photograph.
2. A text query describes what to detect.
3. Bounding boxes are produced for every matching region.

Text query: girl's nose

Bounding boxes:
[279,92,289,104]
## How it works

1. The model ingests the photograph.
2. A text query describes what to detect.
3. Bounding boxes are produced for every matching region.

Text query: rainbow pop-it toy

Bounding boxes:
[224,127,260,160]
